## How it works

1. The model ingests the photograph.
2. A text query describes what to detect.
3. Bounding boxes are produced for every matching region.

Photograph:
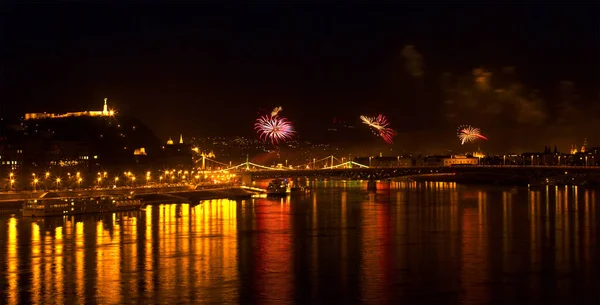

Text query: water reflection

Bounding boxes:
[0,182,598,304]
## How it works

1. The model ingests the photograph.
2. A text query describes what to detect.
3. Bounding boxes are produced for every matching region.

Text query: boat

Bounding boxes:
[22,192,143,217]
[266,179,289,196]
[290,186,304,193]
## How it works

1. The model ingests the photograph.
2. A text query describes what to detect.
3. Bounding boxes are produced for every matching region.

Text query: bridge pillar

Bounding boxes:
[367,179,376,191]
[241,173,253,185]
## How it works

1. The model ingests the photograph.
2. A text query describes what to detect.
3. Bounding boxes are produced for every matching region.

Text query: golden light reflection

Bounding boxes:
[529,189,541,273]
[341,191,348,290]
[361,188,393,303]
[555,188,564,270]
[584,190,591,265]
[159,204,176,294]
[7,217,18,305]
[54,225,64,304]
[122,215,138,298]
[75,221,84,302]
[96,219,122,304]
[190,200,239,303]
[145,205,153,295]
[32,222,41,305]
[43,231,52,299]
[477,191,487,224]
[462,192,489,304]
[253,197,291,304]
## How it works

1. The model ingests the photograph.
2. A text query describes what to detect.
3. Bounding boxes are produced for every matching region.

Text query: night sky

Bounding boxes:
[1,3,598,150]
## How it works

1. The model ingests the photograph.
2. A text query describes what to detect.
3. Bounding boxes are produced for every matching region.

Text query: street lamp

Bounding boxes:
[114,176,119,187]
[77,177,82,188]
[45,172,50,178]
[97,177,102,186]
[33,178,39,191]
[10,179,15,190]
[56,178,61,189]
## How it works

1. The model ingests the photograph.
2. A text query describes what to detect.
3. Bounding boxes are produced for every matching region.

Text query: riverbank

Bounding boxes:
[0,185,258,211]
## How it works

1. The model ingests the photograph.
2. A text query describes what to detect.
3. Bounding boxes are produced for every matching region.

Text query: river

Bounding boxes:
[0,181,598,304]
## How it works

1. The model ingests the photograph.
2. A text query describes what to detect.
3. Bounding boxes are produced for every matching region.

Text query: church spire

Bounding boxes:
[179,134,183,144]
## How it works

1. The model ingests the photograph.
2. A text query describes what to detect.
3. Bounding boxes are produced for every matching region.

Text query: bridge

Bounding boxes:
[240,165,600,186]
[200,155,368,171]
[197,154,600,184]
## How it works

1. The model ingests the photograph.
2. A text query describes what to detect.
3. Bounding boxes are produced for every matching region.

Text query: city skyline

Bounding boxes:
[0,5,599,303]
[1,3,598,151]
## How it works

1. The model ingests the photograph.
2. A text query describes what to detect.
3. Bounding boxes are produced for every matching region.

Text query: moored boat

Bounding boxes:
[266,179,289,196]
[23,192,143,217]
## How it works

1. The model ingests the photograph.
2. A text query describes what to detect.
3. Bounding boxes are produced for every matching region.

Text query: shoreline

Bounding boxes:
[0,185,259,211]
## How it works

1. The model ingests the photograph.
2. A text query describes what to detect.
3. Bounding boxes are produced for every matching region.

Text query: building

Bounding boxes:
[569,138,588,155]
[12,99,162,172]
[162,134,193,169]
[25,98,115,120]
[0,142,24,171]
[442,155,479,166]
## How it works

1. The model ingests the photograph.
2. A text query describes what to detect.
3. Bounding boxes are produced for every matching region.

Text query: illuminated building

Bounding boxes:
[570,138,588,155]
[25,98,115,120]
[0,142,24,170]
[418,155,479,167]
[472,147,485,159]
[9,100,162,171]
[442,155,479,166]
[570,145,579,155]
[133,148,147,156]
[162,134,193,169]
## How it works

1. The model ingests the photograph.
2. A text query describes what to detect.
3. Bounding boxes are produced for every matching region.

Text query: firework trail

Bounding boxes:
[255,115,295,144]
[360,114,396,144]
[457,125,488,145]
[271,106,282,116]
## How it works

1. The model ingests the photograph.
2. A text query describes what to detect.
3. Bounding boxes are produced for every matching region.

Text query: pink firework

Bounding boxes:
[360,114,396,144]
[457,125,488,145]
[255,115,295,144]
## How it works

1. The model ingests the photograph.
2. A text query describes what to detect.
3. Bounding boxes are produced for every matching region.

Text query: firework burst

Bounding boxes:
[255,114,295,144]
[457,125,488,145]
[360,114,396,144]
